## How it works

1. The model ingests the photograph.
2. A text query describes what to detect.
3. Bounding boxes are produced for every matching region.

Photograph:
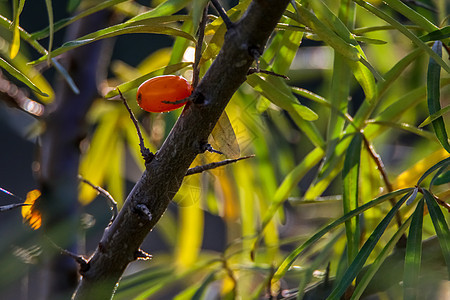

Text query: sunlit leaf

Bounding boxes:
[0,57,49,97]
[210,112,240,159]
[423,189,450,277]
[427,41,450,153]
[10,0,26,59]
[272,188,412,282]
[21,189,42,230]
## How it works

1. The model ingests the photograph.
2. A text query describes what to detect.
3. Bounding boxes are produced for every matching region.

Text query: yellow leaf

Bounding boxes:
[211,112,240,159]
[21,189,42,230]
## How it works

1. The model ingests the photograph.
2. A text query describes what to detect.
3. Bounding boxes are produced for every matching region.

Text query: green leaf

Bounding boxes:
[403,198,424,300]
[431,170,450,186]
[272,188,412,282]
[427,41,450,153]
[44,0,54,63]
[383,0,439,32]
[419,106,450,128]
[351,212,413,300]
[128,0,191,22]
[327,191,411,300]
[420,26,450,43]
[32,17,194,64]
[354,0,450,73]
[0,57,49,96]
[423,189,450,277]
[31,0,129,40]
[247,75,318,121]
[416,156,450,186]
[67,0,81,13]
[289,3,361,61]
[191,271,218,300]
[104,62,191,98]
[10,0,26,59]
[342,133,363,262]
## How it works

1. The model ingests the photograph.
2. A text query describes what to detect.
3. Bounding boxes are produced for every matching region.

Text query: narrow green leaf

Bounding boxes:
[44,0,54,64]
[427,41,450,153]
[351,213,413,300]
[416,157,450,186]
[420,26,450,43]
[247,75,318,121]
[403,198,424,300]
[10,0,26,58]
[32,17,194,64]
[260,147,325,232]
[290,3,361,61]
[423,189,450,277]
[419,106,450,128]
[67,0,81,13]
[431,170,450,186]
[191,271,218,300]
[105,62,191,98]
[0,57,49,96]
[343,133,363,262]
[31,0,129,40]
[273,188,412,282]
[354,0,450,73]
[327,191,411,300]
[429,164,449,188]
[128,0,191,22]
[383,0,439,32]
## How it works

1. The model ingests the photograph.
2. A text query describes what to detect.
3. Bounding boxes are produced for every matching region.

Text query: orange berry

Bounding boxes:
[136,75,193,113]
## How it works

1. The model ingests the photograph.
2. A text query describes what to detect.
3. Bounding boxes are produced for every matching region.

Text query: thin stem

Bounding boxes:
[78,175,118,223]
[211,0,233,29]
[193,6,208,89]
[117,88,153,163]
[186,155,255,176]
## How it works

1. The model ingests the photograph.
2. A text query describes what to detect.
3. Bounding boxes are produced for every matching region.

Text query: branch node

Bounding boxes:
[134,204,153,222]
[200,143,223,155]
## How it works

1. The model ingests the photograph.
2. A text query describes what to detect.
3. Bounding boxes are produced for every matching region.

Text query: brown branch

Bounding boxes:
[72,1,291,299]
[186,155,255,176]
[0,203,30,212]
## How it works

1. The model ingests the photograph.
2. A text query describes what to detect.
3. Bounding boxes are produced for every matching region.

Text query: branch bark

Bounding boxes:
[72,0,290,298]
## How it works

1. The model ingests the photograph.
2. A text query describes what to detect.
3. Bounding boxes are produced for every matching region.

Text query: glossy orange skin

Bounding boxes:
[136,75,192,113]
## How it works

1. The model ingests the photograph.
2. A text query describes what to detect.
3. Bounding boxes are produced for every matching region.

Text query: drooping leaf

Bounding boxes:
[423,189,450,277]
[0,57,49,97]
[342,133,363,262]
[403,198,424,300]
[427,41,450,153]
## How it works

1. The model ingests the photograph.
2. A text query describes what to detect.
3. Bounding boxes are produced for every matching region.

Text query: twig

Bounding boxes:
[193,6,208,89]
[362,134,403,228]
[247,68,289,79]
[117,88,154,163]
[186,155,255,176]
[0,203,30,212]
[47,237,89,272]
[78,175,118,224]
[211,0,234,29]
[417,187,450,213]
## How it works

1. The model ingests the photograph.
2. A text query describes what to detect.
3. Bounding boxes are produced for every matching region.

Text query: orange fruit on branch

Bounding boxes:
[136,75,193,113]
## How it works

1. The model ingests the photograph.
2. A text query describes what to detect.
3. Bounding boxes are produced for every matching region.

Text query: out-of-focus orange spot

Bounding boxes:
[21,189,42,230]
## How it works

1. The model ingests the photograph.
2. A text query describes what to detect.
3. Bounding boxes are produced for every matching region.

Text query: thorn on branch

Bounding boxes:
[247,68,289,79]
[134,204,153,222]
[186,155,255,176]
[200,143,223,155]
[211,0,234,30]
[78,175,118,224]
[117,88,154,165]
